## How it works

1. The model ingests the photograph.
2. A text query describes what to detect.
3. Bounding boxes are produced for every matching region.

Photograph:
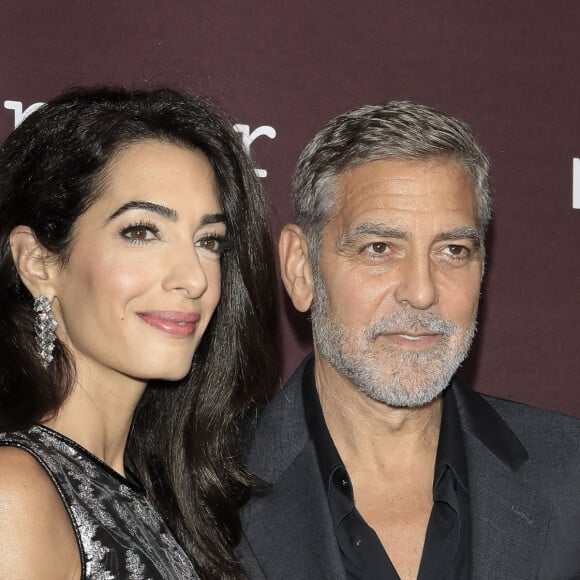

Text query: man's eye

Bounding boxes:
[367,242,388,254]
[445,245,469,259]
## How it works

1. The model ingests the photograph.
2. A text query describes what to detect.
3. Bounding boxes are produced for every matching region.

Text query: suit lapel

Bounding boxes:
[242,443,346,579]
[241,357,346,579]
[454,384,552,579]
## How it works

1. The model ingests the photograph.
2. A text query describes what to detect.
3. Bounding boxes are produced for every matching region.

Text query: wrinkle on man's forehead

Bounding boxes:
[333,159,477,230]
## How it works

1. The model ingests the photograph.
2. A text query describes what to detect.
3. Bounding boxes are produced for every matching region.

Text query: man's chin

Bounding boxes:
[355,375,450,408]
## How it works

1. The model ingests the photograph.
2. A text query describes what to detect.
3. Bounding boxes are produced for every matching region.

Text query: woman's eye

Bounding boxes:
[121,224,159,243]
[200,238,219,251]
[195,235,226,255]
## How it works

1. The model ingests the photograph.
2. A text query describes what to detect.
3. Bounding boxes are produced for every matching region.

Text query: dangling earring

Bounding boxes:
[34,294,58,368]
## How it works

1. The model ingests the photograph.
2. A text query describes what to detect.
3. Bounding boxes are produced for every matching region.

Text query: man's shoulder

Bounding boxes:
[476,389,580,460]
[250,354,311,424]
[243,355,313,480]
[481,390,580,432]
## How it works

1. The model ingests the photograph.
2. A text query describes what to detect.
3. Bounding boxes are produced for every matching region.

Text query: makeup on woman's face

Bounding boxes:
[51,140,225,387]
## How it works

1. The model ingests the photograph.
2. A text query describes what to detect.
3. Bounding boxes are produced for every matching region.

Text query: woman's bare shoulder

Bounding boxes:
[0,446,81,579]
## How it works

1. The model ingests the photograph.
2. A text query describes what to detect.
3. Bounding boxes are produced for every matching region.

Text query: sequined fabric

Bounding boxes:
[0,426,199,579]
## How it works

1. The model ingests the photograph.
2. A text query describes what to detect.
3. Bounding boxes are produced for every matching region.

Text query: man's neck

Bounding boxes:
[313,354,444,580]
[313,355,442,476]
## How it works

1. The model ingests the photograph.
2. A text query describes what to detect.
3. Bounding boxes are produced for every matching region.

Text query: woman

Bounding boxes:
[0,87,278,579]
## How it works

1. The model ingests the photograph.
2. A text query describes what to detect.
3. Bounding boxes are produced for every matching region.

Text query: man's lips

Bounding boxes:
[379,331,440,349]
[137,311,201,338]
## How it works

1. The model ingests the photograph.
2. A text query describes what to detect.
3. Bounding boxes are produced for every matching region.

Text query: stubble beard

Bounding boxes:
[310,266,476,408]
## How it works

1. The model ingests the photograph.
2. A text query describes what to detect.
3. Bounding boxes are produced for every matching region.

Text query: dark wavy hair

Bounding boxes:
[0,87,279,578]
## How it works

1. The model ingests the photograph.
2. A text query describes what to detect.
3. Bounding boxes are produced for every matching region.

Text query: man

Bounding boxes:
[239,102,580,579]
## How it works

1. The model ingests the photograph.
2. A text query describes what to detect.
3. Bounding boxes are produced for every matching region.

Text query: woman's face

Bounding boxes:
[50,139,225,386]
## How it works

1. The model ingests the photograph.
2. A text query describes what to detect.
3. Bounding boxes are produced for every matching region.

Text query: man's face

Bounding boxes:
[310,158,483,407]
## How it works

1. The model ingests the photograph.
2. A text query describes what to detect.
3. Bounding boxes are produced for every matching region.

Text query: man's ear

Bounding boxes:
[278,224,314,313]
[9,226,57,296]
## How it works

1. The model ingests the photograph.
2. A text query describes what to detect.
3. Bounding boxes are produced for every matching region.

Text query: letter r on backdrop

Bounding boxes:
[4,101,45,128]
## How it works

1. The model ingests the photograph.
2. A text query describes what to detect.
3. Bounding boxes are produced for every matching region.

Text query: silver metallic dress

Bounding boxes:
[0,425,199,579]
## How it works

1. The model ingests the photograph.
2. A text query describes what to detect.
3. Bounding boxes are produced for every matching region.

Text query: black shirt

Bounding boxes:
[303,361,471,579]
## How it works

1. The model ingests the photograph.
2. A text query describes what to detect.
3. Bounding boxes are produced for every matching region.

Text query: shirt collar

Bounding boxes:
[436,382,469,493]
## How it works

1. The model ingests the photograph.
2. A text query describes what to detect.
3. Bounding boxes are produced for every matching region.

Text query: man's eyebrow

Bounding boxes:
[107,201,178,222]
[434,226,482,248]
[339,222,482,250]
[340,222,407,247]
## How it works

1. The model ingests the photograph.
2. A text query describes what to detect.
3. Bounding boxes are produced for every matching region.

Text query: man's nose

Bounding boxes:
[393,251,437,310]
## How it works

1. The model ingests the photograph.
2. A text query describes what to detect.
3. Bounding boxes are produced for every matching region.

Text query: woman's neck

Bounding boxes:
[43,367,147,476]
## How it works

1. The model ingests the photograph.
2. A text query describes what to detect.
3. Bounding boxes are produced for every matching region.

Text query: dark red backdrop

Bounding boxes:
[1,1,579,415]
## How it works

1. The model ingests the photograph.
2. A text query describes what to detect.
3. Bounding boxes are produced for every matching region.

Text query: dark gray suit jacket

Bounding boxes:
[239,356,580,579]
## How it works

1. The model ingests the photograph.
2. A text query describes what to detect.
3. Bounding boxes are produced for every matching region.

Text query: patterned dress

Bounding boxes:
[0,425,199,579]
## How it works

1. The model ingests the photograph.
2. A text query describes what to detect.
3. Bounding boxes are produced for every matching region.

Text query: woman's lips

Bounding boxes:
[137,311,201,338]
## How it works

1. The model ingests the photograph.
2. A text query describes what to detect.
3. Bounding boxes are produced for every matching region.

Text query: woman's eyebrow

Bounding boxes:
[200,213,227,226]
[107,201,178,222]
[107,202,226,227]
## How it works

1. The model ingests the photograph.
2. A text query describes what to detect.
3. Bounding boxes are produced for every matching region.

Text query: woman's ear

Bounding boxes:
[9,226,57,296]
[278,224,314,313]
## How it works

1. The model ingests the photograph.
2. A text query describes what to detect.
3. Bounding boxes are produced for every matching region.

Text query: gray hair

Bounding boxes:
[292,101,491,257]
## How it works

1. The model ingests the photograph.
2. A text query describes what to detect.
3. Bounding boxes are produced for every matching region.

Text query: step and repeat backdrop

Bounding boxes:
[1,1,579,414]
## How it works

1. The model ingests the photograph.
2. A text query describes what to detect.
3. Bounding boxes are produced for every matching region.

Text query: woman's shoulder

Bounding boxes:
[0,445,81,579]
[0,442,61,496]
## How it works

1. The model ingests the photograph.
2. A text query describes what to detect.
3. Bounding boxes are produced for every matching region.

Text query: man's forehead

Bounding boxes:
[337,157,471,192]
[331,158,478,226]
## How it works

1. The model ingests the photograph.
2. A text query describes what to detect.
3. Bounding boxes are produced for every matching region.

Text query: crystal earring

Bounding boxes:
[34,294,58,368]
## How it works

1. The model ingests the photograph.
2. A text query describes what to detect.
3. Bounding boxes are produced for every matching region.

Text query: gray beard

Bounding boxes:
[310,268,476,408]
